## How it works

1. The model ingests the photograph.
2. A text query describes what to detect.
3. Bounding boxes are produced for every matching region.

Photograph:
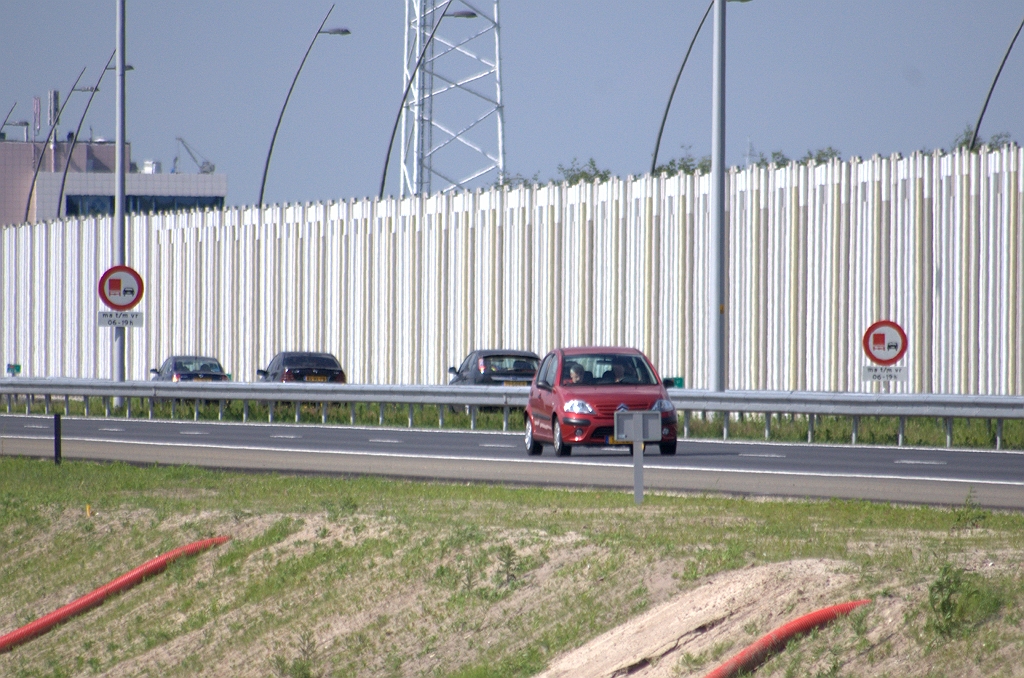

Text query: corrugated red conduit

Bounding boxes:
[702,599,872,678]
[0,535,230,654]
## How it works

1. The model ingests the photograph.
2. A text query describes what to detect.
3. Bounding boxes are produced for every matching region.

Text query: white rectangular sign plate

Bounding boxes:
[98,311,144,328]
[861,365,908,382]
[613,410,662,442]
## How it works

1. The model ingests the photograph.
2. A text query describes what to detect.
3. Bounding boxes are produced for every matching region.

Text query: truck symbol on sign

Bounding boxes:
[108,279,121,295]
[872,333,885,350]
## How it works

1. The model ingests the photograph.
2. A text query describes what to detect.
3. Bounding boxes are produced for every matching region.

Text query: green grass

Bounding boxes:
[1,458,1024,677]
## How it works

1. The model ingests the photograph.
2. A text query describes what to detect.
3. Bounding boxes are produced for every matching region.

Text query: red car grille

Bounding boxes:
[593,399,657,417]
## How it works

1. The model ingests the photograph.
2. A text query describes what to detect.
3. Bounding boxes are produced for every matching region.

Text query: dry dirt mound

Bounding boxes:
[535,559,858,678]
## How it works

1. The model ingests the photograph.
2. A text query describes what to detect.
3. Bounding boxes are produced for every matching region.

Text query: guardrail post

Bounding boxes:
[220,400,226,422]
[852,416,859,445]
[321,402,327,424]
[722,412,729,440]
[378,403,384,426]
[349,402,355,425]
[503,406,509,432]
[64,395,70,416]
[126,396,132,419]
[945,418,953,447]
[898,417,906,446]
[194,399,200,422]
[242,400,249,422]
[408,404,414,428]
[807,414,814,443]
[6,393,11,413]
[171,399,176,418]
[104,397,110,418]
[84,396,90,417]
[996,419,1003,450]
[439,405,445,428]
[470,406,477,430]
[683,411,690,438]
[268,401,274,423]
[53,413,61,465]
[294,401,300,423]
[764,412,771,440]
[44,395,51,415]
[26,395,30,415]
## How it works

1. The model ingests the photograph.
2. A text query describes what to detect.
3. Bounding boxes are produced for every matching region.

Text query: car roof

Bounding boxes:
[558,346,642,357]
[167,355,221,362]
[276,351,337,358]
[472,349,539,358]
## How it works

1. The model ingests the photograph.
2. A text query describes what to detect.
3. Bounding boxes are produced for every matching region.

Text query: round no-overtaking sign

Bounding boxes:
[98,265,144,311]
[862,320,907,366]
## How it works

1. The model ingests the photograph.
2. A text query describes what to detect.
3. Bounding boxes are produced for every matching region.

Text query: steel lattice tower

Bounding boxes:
[400,0,505,197]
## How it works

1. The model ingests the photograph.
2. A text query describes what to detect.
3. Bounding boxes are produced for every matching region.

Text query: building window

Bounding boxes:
[66,195,225,217]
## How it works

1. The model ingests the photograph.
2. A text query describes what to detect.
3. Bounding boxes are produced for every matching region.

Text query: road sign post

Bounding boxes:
[862,320,908,382]
[98,266,144,385]
[614,410,661,505]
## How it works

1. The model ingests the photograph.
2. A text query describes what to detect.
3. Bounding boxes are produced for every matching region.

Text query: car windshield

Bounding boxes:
[283,354,340,369]
[482,355,539,372]
[560,353,656,386]
[173,357,223,373]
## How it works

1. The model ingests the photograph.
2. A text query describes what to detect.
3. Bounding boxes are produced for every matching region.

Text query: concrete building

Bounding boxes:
[0,136,226,226]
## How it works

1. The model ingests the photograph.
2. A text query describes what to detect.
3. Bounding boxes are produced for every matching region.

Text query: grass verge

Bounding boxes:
[1,458,1023,677]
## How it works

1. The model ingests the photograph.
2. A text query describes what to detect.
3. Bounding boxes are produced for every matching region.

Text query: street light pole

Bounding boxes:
[114,0,126,387]
[258,4,350,207]
[57,51,116,218]
[969,11,1024,150]
[709,0,727,392]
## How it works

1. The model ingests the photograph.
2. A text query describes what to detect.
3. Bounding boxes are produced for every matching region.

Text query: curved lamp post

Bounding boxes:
[56,50,117,218]
[258,4,350,207]
[0,102,15,135]
[969,10,1024,150]
[24,67,87,223]
[651,0,713,174]
[378,0,477,199]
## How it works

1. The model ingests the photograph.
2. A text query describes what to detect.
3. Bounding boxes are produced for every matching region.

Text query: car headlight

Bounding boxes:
[563,399,595,414]
[652,399,676,412]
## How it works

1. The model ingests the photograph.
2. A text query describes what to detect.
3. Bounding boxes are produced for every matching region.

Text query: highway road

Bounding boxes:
[2,414,1023,510]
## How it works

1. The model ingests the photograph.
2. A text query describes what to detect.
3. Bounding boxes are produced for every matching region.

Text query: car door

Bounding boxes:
[529,353,559,439]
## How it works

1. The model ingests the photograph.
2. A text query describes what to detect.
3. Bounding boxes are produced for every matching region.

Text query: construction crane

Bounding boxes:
[172,137,215,174]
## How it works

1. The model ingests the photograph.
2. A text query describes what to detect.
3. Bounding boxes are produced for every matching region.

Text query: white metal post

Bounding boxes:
[709,0,727,392]
[113,0,126,389]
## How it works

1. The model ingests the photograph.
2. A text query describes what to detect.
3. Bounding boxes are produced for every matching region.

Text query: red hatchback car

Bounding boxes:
[525,347,678,456]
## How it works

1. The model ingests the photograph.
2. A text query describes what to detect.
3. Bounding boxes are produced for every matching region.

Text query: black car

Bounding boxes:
[257,351,347,383]
[150,355,229,382]
[448,349,540,386]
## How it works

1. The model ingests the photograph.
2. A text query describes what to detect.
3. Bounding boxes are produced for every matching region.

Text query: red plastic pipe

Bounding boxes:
[0,535,230,654]
[702,599,871,678]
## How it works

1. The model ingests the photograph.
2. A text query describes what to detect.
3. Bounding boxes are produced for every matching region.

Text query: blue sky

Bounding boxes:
[3,1,1022,207]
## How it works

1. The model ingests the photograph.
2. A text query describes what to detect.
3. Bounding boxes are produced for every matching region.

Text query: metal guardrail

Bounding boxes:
[1,379,1021,446]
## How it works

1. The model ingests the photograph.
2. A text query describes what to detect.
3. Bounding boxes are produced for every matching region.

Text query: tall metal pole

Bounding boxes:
[709,0,727,392]
[113,0,126,385]
[969,11,1024,150]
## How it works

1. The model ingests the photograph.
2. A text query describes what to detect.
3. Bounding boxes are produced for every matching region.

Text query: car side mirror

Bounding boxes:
[448,366,457,375]
[150,368,159,375]
[256,369,268,378]
[662,378,675,389]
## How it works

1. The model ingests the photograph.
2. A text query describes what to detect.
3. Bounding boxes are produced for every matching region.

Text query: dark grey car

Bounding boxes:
[150,355,228,382]
[257,352,347,383]
[447,350,540,386]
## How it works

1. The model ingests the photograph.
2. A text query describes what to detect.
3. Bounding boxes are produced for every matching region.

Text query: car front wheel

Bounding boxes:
[553,418,572,456]
[525,416,542,456]
[660,440,677,455]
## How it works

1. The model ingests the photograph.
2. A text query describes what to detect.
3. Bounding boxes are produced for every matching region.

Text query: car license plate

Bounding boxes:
[606,436,629,446]
[305,376,328,382]
[194,378,211,382]
[504,381,529,386]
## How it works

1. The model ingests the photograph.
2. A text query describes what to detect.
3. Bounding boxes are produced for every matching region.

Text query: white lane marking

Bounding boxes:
[179,431,208,436]
[271,434,301,439]
[895,459,946,466]
[740,453,786,458]
[24,425,48,429]
[98,427,125,432]
[480,443,518,449]
[30,436,1024,489]
[369,438,403,444]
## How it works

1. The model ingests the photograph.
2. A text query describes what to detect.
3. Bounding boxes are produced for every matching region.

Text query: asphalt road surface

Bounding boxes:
[2,414,1022,510]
